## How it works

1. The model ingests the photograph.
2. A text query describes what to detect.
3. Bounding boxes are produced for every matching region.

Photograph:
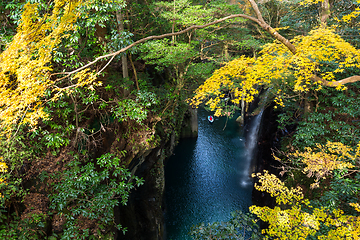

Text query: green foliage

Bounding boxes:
[50,153,144,237]
[154,0,214,27]
[43,132,70,149]
[0,131,39,209]
[107,30,135,58]
[53,0,127,68]
[139,39,197,71]
[190,210,261,240]
[293,86,360,150]
[0,212,48,240]
[278,0,360,46]
[185,62,217,82]
[113,90,158,123]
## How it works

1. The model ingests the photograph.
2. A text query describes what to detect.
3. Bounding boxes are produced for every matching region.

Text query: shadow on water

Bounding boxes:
[164,108,254,240]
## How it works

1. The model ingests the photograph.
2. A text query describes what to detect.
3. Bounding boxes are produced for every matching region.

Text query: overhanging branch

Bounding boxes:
[59,13,260,77]
[57,0,359,88]
[312,75,360,87]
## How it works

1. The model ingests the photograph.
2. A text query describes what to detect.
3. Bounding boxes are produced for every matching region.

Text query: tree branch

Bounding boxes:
[59,13,260,76]
[312,75,360,87]
[57,0,359,88]
[247,0,358,87]
[247,0,297,54]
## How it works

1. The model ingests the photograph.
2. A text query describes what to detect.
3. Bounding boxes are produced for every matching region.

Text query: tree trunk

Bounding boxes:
[224,42,230,61]
[320,0,330,26]
[303,92,312,116]
[116,10,129,96]
[172,0,176,44]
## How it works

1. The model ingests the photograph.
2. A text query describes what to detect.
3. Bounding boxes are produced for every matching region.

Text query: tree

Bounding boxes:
[250,140,360,239]
[190,0,360,116]
[190,210,262,240]
[0,0,132,136]
[0,0,86,134]
[2,0,359,134]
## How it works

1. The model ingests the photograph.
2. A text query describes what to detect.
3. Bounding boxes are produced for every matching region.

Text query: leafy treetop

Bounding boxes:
[0,0,97,134]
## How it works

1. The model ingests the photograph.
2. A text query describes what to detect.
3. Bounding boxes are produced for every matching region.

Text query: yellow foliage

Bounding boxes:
[250,171,360,240]
[252,170,304,205]
[292,28,360,89]
[0,0,99,136]
[335,0,360,23]
[291,141,357,184]
[191,28,360,115]
[0,158,7,198]
[0,160,7,173]
[298,0,324,6]
[349,203,360,213]
[190,56,256,116]
[250,171,319,239]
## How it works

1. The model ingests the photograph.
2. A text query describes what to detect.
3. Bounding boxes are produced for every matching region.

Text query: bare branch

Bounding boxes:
[59,13,260,76]
[312,75,360,87]
[57,0,358,88]
[247,0,297,54]
[246,0,358,87]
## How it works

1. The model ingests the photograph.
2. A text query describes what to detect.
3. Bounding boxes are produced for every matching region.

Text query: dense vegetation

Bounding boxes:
[0,0,359,239]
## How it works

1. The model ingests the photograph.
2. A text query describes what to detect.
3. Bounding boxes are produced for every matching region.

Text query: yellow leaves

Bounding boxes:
[274,89,285,108]
[303,212,320,230]
[356,141,360,157]
[319,209,360,240]
[0,0,98,136]
[293,27,360,90]
[0,159,7,173]
[340,8,360,23]
[252,170,304,205]
[0,158,7,198]
[335,0,360,23]
[190,48,293,115]
[191,27,360,116]
[251,170,360,240]
[298,0,323,6]
[292,141,356,185]
[349,203,360,213]
[190,56,255,114]
[72,69,98,89]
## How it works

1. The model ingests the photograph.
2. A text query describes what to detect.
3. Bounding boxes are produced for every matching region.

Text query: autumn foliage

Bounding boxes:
[189,0,360,239]
[0,1,78,131]
[0,0,101,135]
[190,28,360,115]
[0,0,359,238]
[251,140,360,239]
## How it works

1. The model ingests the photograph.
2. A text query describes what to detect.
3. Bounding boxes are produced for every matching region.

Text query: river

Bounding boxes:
[164,108,256,239]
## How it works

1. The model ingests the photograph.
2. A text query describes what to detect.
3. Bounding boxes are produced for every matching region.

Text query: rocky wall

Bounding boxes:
[117,107,198,240]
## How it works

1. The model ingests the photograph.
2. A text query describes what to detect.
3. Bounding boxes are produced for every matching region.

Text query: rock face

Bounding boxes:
[180,107,198,138]
[117,108,198,240]
[118,145,167,240]
[251,103,280,216]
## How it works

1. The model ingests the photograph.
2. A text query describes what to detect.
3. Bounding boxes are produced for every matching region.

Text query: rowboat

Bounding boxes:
[208,115,214,123]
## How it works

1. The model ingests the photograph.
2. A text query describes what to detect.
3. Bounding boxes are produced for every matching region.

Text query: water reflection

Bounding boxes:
[164,108,253,240]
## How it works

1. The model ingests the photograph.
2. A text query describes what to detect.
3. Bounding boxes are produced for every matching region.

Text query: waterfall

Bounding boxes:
[240,110,264,187]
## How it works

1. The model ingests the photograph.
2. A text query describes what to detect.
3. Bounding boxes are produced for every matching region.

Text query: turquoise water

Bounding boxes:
[164,108,254,239]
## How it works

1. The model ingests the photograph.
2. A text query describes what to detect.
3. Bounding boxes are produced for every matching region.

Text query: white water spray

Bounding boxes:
[240,110,264,187]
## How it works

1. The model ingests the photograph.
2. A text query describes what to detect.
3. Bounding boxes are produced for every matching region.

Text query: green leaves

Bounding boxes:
[139,39,197,71]
[155,0,214,27]
[50,153,143,237]
[190,210,261,240]
[44,132,70,149]
[113,90,158,123]
[0,213,48,240]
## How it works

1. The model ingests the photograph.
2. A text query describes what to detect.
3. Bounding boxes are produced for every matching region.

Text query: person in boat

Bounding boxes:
[208,115,214,123]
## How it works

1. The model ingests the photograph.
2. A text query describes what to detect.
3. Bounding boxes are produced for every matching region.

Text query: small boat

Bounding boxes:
[208,115,214,123]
